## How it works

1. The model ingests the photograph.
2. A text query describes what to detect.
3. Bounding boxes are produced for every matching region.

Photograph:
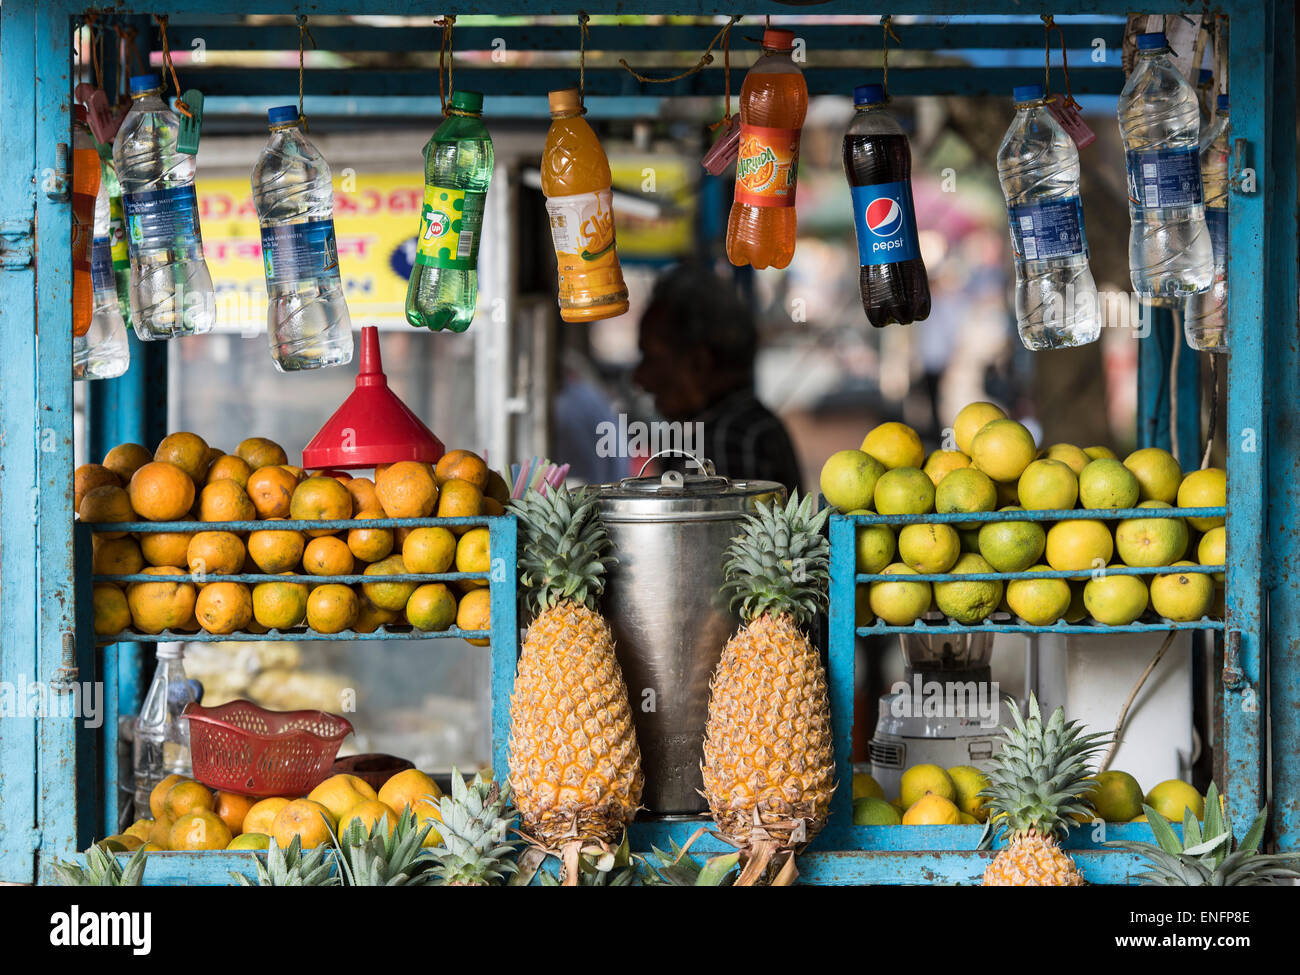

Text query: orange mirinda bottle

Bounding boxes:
[726,29,807,270]
[541,87,630,322]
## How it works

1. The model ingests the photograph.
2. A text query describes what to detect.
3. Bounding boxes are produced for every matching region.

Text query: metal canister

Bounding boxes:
[594,470,785,815]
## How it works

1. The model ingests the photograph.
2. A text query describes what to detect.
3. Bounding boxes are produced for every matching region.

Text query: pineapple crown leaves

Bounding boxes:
[330,807,436,887]
[511,486,617,616]
[427,767,520,886]
[644,839,739,886]
[233,834,339,887]
[722,491,831,627]
[1106,782,1300,886]
[51,843,148,886]
[979,693,1109,846]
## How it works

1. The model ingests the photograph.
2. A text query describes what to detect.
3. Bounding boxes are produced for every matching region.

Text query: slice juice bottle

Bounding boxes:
[726,28,807,270]
[541,87,629,322]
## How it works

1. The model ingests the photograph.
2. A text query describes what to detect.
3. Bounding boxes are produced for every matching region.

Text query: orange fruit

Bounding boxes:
[139,518,196,567]
[456,588,491,646]
[246,465,299,520]
[155,432,211,483]
[126,567,198,633]
[434,449,489,492]
[213,791,256,835]
[92,583,131,636]
[353,595,398,633]
[483,497,505,517]
[129,461,196,521]
[75,463,121,512]
[306,584,359,633]
[149,774,188,820]
[148,816,174,849]
[378,768,443,821]
[402,526,456,573]
[271,798,334,849]
[281,465,306,483]
[303,535,355,576]
[339,799,397,837]
[102,443,153,483]
[309,774,379,823]
[362,554,417,611]
[169,809,232,851]
[454,527,490,587]
[247,522,306,573]
[195,581,253,634]
[199,479,257,523]
[78,485,135,538]
[241,796,291,836]
[235,437,289,470]
[206,454,252,488]
[346,476,381,514]
[347,510,394,563]
[93,535,144,575]
[407,583,457,631]
[436,479,483,532]
[186,531,246,576]
[375,461,438,519]
[252,578,309,629]
[485,469,511,506]
[163,779,214,820]
[290,476,354,536]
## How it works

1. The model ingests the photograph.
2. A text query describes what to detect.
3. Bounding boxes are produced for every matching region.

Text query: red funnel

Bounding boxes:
[301,326,445,470]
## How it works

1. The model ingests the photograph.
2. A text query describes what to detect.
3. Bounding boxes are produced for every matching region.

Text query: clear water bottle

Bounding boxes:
[252,105,353,371]
[132,645,199,819]
[112,73,216,340]
[996,84,1100,349]
[407,90,493,332]
[1185,94,1230,352]
[99,154,136,339]
[75,173,131,380]
[1118,33,1213,301]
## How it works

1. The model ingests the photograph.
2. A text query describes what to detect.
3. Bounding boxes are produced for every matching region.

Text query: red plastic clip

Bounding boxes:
[75,83,126,148]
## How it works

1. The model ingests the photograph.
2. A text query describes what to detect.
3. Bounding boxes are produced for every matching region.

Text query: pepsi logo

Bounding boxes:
[865,197,904,237]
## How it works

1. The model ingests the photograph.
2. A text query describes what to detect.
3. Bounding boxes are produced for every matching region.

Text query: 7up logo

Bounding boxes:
[424,208,451,239]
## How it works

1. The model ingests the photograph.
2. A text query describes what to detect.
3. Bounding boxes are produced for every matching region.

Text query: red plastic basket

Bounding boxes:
[183,700,354,798]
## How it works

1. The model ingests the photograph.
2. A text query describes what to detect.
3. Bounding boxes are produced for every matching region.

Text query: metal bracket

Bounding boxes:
[43,142,69,202]
[1229,138,1257,193]
[50,632,78,690]
[1222,629,1243,688]
[0,219,34,270]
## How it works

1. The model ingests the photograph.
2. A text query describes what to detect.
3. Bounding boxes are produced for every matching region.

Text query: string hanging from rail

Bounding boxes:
[115,24,146,103]
[577,12,590,110]
[297,15,316,130]
[618,15,741,96]
[153,14,192,118]
[438,15,456,116]
[1040,14,1080,110]
[81,11,105,93]
[881,15,901,97]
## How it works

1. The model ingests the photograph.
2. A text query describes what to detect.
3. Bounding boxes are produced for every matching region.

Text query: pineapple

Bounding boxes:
[1108,782,1300,885]
[981,693,1108,886]
[700,492,836,882]
[427,768,519,886]
[508,487,643,858]
[333,807,435,886]
[51,843,148,886]
[233,835,338,886]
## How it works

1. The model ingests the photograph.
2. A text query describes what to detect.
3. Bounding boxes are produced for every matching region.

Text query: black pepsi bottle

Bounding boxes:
[843,84,931,326]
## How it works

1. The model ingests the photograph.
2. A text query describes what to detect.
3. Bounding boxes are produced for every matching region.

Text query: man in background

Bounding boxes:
[633,263,802,492]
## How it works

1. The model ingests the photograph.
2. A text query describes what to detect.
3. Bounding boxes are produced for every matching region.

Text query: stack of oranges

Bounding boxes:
[78,433,507,642]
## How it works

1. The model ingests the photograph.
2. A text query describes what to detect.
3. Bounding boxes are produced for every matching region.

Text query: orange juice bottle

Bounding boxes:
[72,107,102,337]
[726,29,807,270]
[541,87,630,322]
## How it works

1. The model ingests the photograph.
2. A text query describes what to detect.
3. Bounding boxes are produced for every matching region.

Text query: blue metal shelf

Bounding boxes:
[96,627,491,643]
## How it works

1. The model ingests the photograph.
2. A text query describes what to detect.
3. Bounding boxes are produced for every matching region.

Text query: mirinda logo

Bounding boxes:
[736,135,779,194]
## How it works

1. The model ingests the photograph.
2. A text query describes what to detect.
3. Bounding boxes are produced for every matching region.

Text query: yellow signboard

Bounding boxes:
[197,171,424,329]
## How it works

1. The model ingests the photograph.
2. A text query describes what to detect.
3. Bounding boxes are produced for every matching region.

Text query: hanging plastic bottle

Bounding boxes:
[72,107,101,339]
[252,105,353,371]
[1184,94,1230,352]
[112,73,216,339]
[541,87,629,322]
[1118,33,1213,301]
[132,644,199,820]
[726,29,807,270]
[98,152,136,340]
[75,172,131,380]
[406,90,494,333]
[996,84,1100,349]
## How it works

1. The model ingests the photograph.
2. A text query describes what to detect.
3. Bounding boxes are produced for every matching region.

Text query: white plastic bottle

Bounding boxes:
[251,105,353,371]
[131,645,198,819]
[1118,33,1213,300]
[996,83,1100,349]
[1184,94,1230,352]
[75,174,131,380]
[112,73,216,339]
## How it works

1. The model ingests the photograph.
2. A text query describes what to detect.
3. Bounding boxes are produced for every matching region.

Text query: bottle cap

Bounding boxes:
[1199,68,1214,84]
[267,105,300,125]
[1217,93,1230,110]
[1136,32,1168,51]
[1013,83,1045,103]
[129,73,162,95]
[761,28,795,51]
[448,90,484,114]
[547,87,582,116]
[853,83,886,106]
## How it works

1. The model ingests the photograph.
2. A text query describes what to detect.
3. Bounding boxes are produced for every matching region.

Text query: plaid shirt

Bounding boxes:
[660,389,802,493]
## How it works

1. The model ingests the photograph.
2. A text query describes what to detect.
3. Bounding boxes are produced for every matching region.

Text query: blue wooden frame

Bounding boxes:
[1,0,1292,885]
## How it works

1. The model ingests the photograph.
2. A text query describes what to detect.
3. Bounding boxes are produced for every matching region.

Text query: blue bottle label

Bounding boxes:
[1007,196,1088,261]
[91,236,114,290]
[123,185,202,247]
[1205,207,1228,263]
[851,180,921,266]
[259,218,341,284]
[1125,147,1204,208]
